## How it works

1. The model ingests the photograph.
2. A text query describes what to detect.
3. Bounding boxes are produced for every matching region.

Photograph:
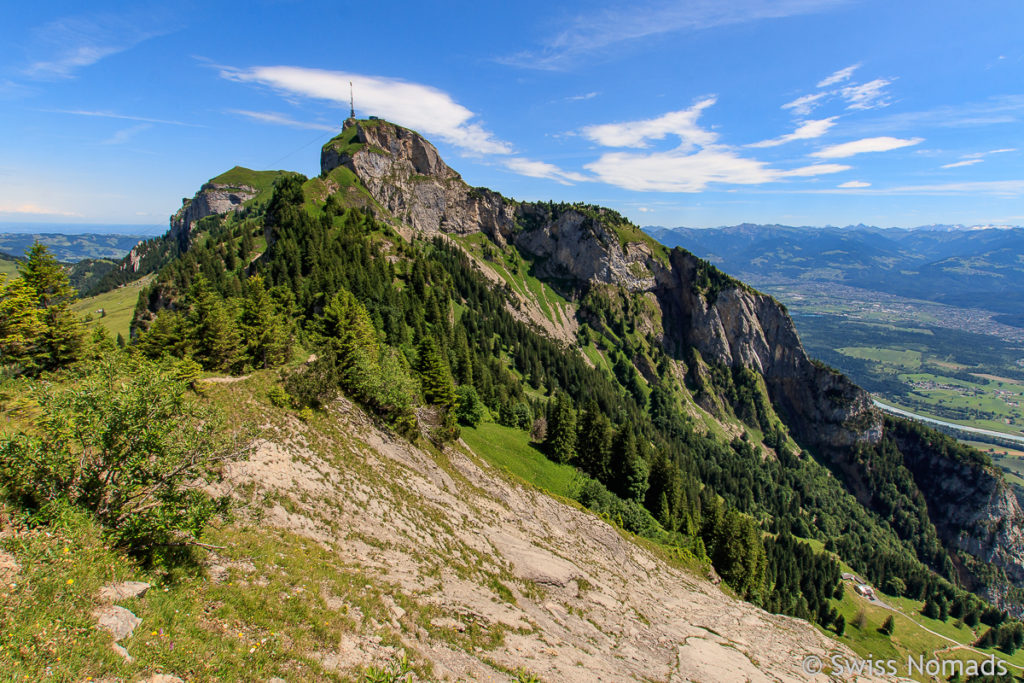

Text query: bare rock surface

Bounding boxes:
[93,604,141,641]
[217,393,883,682]
[97,580,151,602]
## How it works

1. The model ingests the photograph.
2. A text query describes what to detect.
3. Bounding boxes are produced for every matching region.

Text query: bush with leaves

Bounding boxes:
[0,352,250,563]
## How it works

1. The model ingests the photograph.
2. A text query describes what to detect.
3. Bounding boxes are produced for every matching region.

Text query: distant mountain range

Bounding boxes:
[0,232,144,262]
[644,223,1024,325]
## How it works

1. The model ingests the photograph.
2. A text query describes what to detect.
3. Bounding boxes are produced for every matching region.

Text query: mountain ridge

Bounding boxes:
[96,117,1024,619]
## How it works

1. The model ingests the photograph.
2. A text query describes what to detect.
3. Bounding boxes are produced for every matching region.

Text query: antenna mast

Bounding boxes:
[349,81,355,119]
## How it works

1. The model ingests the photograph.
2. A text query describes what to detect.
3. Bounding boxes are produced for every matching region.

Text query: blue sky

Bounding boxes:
[2,1,1023,231]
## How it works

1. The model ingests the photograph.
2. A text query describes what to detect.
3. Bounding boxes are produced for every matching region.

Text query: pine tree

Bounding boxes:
[614,427,650,502]
[0,274,45,372]
[576,402,612,480]
[186,277,241,372]
[240,274,291,369]
[19,243,82,370]
[880,615,895,636]
[545,392,577,464]
[416,334,456,409]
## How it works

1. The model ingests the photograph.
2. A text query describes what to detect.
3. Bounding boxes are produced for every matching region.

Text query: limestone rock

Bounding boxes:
[97,580,151,602]
[93,605,141,641]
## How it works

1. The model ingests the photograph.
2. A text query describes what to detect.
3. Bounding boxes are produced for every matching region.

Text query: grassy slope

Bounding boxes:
[71,275,153,339]
[0,257,18,276]
[791,538,1024,679]
[460,422,580,499]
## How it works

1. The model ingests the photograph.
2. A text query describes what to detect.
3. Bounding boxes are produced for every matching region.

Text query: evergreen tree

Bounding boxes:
[576,401,612,480]
[455,385,485,427]
[416,334,456,408]
[0,274,45,373]
[186,277,241,372]
[615,428,650,502]
[880,615,895,636]
[545,392,577,464]
[18,243,82,370]
[240,274,291,369]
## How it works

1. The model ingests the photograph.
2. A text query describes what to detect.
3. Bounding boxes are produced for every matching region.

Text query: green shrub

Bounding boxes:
[0,351,249,563]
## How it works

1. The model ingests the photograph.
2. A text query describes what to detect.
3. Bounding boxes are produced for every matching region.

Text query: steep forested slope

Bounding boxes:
[59,119,1024,626]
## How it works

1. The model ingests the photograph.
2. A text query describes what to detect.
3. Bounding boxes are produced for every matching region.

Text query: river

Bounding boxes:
[872,399,1024,446]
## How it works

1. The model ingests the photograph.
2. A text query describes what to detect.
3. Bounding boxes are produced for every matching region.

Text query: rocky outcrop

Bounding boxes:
[168,183,257,250]
[653,249,882,452]
[206,390,880,682]
[892,423,1024,605]
[330,119,882,453]
[322,120,516,241]
[514,207,658,291]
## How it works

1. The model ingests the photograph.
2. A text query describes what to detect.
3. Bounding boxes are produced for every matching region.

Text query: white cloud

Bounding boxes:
[229,110,335,131]
[802,180,1024,196]
[782,163,851,177]
[840,78,893,110]
[583,101,849,192]
[503,158,588,185]
[221,66,512,156]
[817,64,859,88]
[812,136,923,158]
[566,92,599,101]
[837,180,871,188]
[581,98,718,149]
[637,207,652,212]
[0,203,81,217]
[941,159,984,169]
[502,0,847,69]
[749,116,837,147]
[585,148,847,193]
[46,109,200,127]
[782,92,828,116]
[21,12,173,80]
[100,123,152,145]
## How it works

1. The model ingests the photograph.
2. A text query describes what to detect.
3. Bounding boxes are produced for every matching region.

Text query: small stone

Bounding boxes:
[98,581,151,602]
[430,617,467,632]
[93,605,142,641]
[139,676,184,683]
[267,678,288,683]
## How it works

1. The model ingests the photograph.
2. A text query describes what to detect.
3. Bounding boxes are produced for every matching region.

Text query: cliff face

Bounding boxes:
[321,119,1024,604]
[169,183,257,250]
[652,248,881,452]
[321,121,881,453]
[892,423,1024,600]
[322,120,516,242]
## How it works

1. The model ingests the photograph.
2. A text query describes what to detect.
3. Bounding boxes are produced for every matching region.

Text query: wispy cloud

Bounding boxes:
[503,158,588,184]
[782,92,828,117]
[840,78,893,110]
[810,180,1024,196]
[846,96,1024,134]
[941,159,983,169]
[0,203,81,217]
[229,110,336,131]
[581,100,849,192]
[582,99,718,149]
[100,123,152,145]
[566,92,599,101]
[21,11,173,80]
[817,64,859,88]
[45,109,201,127]
[837,180,871,188]
[781,68,893,116]
[939,147,1017,169]
[501,0,847,70]
[748,116,837,147]
[812,136,923,158]
[221,66,513,156]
